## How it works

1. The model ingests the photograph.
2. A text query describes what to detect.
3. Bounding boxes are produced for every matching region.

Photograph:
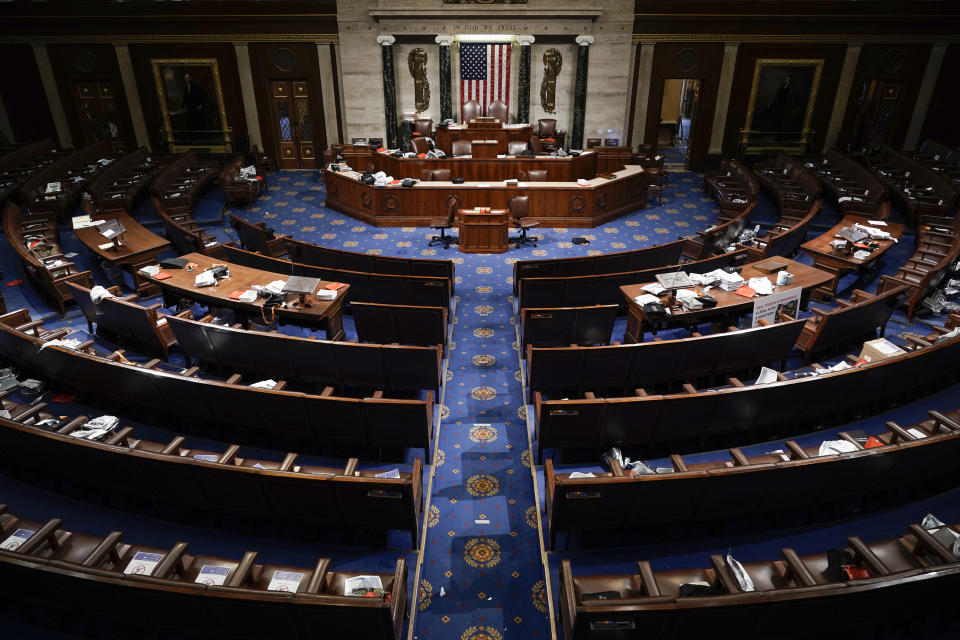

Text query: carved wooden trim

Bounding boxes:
[596,193,607,210]
[568,194,586,213]
[361,191,372,209]
[383,193,400,212]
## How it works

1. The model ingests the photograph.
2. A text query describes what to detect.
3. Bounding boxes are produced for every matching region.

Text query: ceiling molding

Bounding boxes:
[632,33,960,44]
[0,34,340,44]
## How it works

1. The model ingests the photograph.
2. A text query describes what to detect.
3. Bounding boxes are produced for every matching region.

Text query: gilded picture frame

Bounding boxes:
[744,58,824,134]
[151,58,232,153]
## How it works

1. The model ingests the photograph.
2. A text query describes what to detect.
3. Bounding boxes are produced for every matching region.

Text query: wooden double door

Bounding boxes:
[270,80,316,169]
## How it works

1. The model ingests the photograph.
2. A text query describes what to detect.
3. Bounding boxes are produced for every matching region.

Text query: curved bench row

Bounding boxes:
[0,505,407,640]
[0,310,434,455]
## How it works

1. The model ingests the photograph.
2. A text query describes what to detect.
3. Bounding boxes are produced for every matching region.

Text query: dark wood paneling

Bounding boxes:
[632,1,960,38]
[836,44,931,151]
[0,2,338,39]
[643,42,724,170]
[46,44,137,151]
[721,43,847,157]
[128,43,247,152]
[919,44,960,147]
[248,42,327,164]
[0,44,57,145]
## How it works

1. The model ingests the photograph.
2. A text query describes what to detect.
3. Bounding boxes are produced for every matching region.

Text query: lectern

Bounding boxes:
[458,208,509,254]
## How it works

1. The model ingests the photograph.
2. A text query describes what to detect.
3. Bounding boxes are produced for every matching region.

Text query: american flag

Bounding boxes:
[459,43,511,118]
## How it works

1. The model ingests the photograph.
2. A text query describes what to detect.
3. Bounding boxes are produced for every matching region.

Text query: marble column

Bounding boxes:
[234,42,263,151]
[114,44,151,149]
[436,35,454,122]
[629,42,655,147]
[516,35,535,124]
[904,43,948,151]
[708,43,740,156]
[317,42,341,147]
[0,91,15,144]
[822,44,861,153]
[571,35,594,150]
[31,44,73,149]
[378,35,399,149]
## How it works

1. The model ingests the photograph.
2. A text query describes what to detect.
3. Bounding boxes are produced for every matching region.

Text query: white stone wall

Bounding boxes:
[337,0,635,144]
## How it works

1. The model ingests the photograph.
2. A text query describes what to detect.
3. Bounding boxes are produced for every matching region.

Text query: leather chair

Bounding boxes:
[536,118,566,150]
[462,100,481,123]
[410,136,430,155]
[413,118,433,138]
[488,100,508,123]
[451,140,473,157]
[519,170,547,182]
[529,137,545,155]
[507,141,528,156]
[509,195,539,248]
[586,138,601,148]
[428,198,458,249]
[420,169,452,182]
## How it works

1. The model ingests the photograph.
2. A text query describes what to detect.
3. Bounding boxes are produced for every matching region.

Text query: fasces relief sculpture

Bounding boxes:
[408,48,431,114]
[540,48,562,114]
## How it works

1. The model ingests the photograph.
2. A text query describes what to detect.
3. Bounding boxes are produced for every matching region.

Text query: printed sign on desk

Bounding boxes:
[751,287,801,327]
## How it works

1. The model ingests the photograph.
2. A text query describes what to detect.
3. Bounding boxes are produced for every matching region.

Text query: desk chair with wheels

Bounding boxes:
[509,195,539,248]
[411,136,430,155]
[507,141,528,156]
[429,199,458,249]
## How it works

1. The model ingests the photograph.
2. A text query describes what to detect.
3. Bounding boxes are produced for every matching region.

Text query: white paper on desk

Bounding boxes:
[754,367,778,385]
[569,472,597,479]
[268,570,304,592]
[907,428,928,439]
[315,289,337,300]
[344,575,383,595]
[641,283,665,295]
[194,271,216,287]
[139,265,160,277]
[194,454,218,461]
[98,243,114,250]
[747,277,773,295]
[675,289,701,309]
[237,289,258,303]
[818,439,859,456]
[634,294,661,306]
[375,468,401,479]
[814,361,852,375]
[196,565,230,586]
[71,215,92,229]
[867,220,887,226]
[250,379,278,389]
[853,250,872,261]
[124,551,164,576]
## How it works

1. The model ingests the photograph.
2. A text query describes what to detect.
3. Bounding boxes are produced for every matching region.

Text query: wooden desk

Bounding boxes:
[801,214,905,299]
[459,208,508,254]
[471,140,498,159]
[435,123,533,155]
[143,252,348,340]
[325,164,646,228]
[620,258,834,342]
[73,213,170,297]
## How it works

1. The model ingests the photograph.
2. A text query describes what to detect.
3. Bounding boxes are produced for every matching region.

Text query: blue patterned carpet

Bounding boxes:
[2,167,959,639]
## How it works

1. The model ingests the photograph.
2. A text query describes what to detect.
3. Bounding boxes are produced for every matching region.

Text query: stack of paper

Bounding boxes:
[633,293,661,306]
[675,289,702,310]
[718,270,744,291]
[641,283,665,295]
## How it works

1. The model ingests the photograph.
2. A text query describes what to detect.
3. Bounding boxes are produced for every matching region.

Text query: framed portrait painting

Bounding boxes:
[744,59,824,134]
[151,58,232,152]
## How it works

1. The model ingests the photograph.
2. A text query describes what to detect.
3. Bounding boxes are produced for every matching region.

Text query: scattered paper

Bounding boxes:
[569,472,597,479]
[250,379,278,389]
[907,428,928,439]
[344,575,383,595]
[867,220,887,226]
[194,454,219,462]
[818,440,859,456]
[633,294,661,306]
[747,277,773,295]
[754,367,778,385]
[641,283,665,295]
[375,468,401,479]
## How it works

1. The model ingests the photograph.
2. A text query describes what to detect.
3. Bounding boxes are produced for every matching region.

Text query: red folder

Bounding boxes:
[228,289,247,300]
[734,285,756,298]
[864,436,885,449]
[325,282,346,290]
[154,271,172,280]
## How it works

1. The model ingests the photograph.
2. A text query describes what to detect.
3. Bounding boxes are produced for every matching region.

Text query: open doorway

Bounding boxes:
[657,78,701,170]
